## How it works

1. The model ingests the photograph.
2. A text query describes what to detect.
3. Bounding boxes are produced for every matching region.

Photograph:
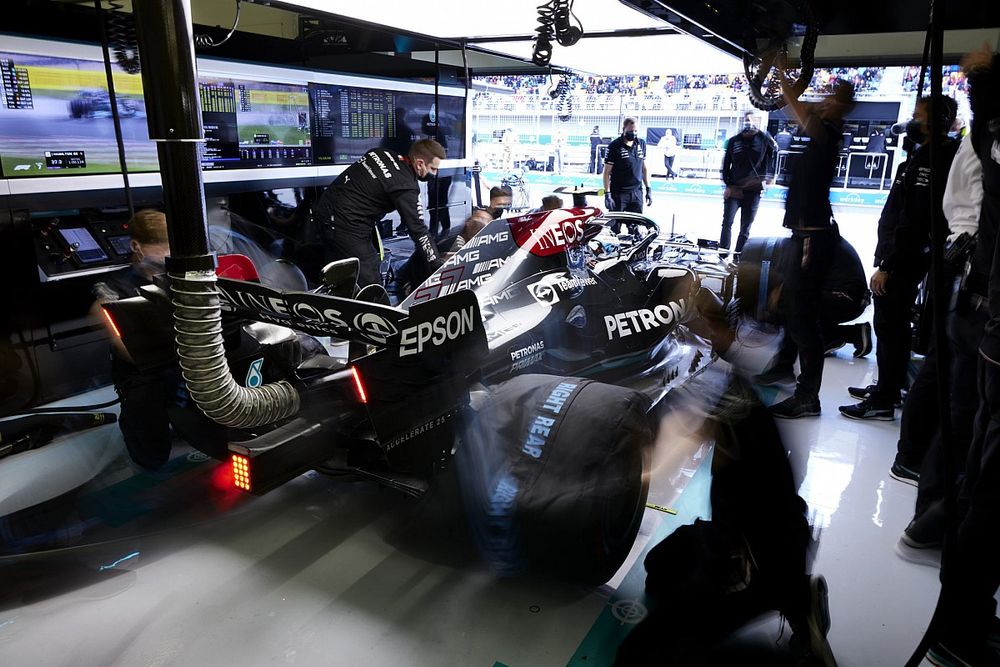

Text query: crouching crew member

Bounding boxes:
[91,210,181,470]
[314,139,446,287]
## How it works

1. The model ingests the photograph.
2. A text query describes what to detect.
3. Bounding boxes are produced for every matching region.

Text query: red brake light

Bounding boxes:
[102,307,122,338]
[350,366,368,404]
[232,454,251,491]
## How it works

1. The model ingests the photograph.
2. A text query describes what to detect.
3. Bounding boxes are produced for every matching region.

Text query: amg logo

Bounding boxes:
[604,300,689,340]
[465,231,510,249]
[443,249,478,268]
[399,305,476,357]
[369,151,392,178]
[440,274,493,295]
[481,285,516,307]
[473,258,506,274]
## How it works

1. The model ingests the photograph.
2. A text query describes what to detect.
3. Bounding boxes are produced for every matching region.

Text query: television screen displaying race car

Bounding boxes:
[0,50,156,177]
[199,77,312,170]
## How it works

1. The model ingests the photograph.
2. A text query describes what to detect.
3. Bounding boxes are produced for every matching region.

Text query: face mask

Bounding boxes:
[489,207,507,219]
[417,172,433,182]
[905,119,926,144]
[743,123,754,132]
[624,130,636,140]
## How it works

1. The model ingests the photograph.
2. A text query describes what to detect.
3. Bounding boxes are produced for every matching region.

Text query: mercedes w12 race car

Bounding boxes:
[104,206,737,582]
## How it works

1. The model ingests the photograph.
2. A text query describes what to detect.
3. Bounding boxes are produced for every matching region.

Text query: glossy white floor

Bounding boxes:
[0,193,972,666]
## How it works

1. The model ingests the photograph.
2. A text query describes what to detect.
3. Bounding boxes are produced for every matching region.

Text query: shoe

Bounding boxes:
[824,340,845,356]
[889,462,920,486]
[838,399,895,421]
[904,508,945,547]
[853,322,873,358]
[895,534,941,568]
[755,365,796,387]
[790,574,838,667]
[844,384,903,408]
[771,395,821,419]
[847,384,876,400]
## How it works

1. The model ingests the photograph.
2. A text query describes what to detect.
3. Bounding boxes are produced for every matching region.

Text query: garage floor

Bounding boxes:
[0,194,971,666]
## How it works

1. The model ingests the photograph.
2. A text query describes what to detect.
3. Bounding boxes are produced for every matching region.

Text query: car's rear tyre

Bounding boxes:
[456,374,654,584]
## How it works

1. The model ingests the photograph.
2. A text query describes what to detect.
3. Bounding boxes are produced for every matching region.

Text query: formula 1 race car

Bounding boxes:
[104,207,735,582]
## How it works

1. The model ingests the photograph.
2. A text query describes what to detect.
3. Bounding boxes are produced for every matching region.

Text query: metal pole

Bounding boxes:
[94,0,134,218]
[903,0,949,663]
[132,0,213,269]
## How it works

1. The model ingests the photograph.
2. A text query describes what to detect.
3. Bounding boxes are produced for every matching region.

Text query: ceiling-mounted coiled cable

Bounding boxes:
[104,0,141,74]
[194,0,242,48]
[552,75,573,121]
[532,0,583,67]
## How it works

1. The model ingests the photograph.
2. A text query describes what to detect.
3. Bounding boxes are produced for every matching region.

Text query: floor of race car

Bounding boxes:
[0,197,965,666]
[0,350,958,667]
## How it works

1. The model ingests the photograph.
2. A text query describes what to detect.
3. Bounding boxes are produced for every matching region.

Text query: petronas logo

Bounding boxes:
[246,358,264,388]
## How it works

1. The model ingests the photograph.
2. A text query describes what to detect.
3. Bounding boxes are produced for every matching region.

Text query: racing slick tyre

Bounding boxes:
[456,374,654,584]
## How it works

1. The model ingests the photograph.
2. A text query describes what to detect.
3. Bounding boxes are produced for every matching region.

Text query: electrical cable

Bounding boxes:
[532,0,583,68]
[9,398,122,416]
[104,1,141,75]
[193,0,242,49]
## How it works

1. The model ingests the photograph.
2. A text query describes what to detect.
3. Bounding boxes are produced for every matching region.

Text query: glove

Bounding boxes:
[604,193,616,210]
[645,189,653,206]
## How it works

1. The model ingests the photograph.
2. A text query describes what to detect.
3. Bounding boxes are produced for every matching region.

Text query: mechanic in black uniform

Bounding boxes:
[929,45,1000,667]
[839,95,960,421]
[589,125,602,173]
[769,71,855,420]
[313,138,445,287]
[91,209,181,470]
[603,117,652,234]
[719,111,778,254]
[756,233,873,387]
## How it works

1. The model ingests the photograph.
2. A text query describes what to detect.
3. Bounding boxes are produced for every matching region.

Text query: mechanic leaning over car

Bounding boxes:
[313,138,446,287]
[603,117,652,233]
[768,67,856,420]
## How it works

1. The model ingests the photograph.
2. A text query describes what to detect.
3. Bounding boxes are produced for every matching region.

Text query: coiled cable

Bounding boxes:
[193,0,242,48]
[532,0,583,67]
[552,75,573,121]
[104,0,141,75]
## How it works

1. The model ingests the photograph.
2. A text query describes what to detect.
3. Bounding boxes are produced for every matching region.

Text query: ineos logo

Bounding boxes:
[354,311,398,344]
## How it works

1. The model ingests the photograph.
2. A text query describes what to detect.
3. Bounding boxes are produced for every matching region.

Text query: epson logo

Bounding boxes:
[369,151,392,178]
[604,299,689,340]
[399,305,476,357]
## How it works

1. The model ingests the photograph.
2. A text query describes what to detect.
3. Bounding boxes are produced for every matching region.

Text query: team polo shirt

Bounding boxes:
[606,136,646,192]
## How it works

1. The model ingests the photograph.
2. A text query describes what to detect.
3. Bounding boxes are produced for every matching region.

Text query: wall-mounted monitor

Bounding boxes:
[200,78,312,170]
[0,50,156,178]
[309,82,465,165]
